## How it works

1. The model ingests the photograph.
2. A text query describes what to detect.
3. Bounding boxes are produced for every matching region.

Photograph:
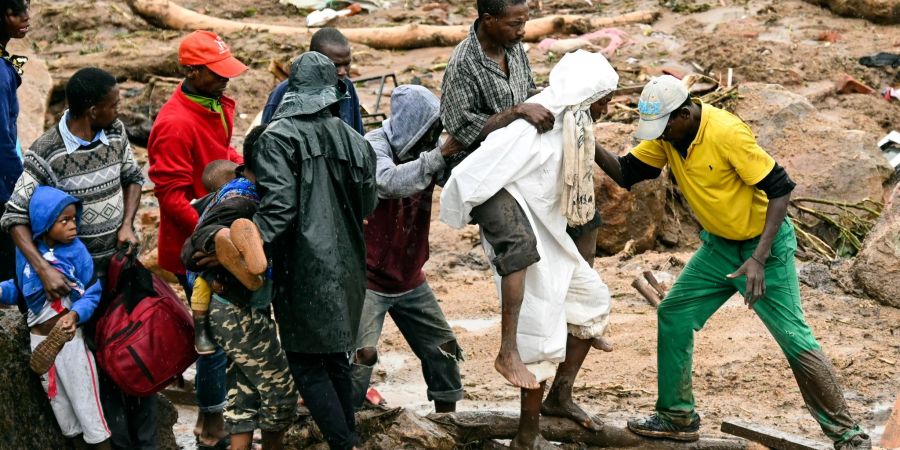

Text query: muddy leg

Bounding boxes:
[542,334,601,430]
[495,270,539,389]
[261,429,287,450]
[571,227,613,355]
[230,432,253,450]
[511,382,556,449]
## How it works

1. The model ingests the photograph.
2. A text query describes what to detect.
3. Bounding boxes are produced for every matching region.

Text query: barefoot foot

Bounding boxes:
[592,336,613,352]
[494,351,539,389]
[541,395,602,431]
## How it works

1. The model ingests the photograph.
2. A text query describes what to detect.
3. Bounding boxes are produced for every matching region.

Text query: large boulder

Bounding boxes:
[0,309,67,449]
[803,0,899,24]
[735,83,893,204]
[7,42,52,150]
[852,183,900,308]
[0,309,179,449]
[593,123,667,254]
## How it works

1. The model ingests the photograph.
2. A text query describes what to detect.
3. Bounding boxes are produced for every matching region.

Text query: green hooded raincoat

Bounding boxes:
[252,52,377,353]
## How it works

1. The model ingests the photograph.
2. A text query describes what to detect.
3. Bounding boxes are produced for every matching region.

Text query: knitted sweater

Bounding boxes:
[0,119,144,265]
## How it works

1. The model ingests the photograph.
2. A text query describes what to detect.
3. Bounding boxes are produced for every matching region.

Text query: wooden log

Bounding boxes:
[721,420,830,450]
[632,276,661,307]
[126,0,660,50]
[644,270,668,298]
[428,411,749,449]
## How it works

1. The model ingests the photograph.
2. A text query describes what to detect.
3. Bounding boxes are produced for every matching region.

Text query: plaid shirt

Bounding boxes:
[440,21,535,152]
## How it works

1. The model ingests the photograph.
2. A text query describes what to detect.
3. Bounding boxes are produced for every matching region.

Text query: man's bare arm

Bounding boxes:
[594,141,625,187]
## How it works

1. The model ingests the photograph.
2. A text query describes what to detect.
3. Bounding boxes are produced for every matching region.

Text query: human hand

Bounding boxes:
[57,310,79,335]
[192,250,220,268]
[440,135,464,158]
[117,226,140,256]
[516,103,555,133]
[726,257,766,309]
[37,265,72,301]
[210,279,225,295]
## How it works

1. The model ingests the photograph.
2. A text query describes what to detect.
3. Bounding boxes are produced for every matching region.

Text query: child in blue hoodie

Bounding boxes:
[0,185,111,448]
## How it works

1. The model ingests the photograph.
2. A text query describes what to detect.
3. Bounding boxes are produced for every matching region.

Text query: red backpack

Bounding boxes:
[94,251,198,396]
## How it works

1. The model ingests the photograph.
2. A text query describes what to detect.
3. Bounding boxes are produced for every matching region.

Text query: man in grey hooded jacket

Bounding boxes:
[351,85,465,413]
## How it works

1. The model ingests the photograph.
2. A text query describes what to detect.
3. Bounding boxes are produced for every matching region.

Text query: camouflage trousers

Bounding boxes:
[210,298,299,434]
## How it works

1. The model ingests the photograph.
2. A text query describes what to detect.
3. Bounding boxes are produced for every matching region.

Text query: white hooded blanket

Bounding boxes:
[440,50,618,374]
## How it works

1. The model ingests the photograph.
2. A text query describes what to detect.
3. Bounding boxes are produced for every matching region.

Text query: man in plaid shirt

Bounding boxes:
[440,0,553,396]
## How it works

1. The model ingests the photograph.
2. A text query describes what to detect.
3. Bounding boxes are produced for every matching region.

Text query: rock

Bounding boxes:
[7,42,52,150]
[797,261,838,293]
[0,309,67,450]
[835,74,876,95]
[156,394,179,450]
[735,83,815,147]
[852,183,900,308]
[0,310,180,450]
[802,0,900,24]
[881,394,900,448]
[736,83,893,204]
[593,123,667,255]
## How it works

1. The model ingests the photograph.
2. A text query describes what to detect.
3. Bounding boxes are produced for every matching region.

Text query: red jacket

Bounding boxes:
[147,84,242,275]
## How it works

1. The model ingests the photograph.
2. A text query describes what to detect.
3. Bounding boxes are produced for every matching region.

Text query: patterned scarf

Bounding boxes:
[561,92,606,227]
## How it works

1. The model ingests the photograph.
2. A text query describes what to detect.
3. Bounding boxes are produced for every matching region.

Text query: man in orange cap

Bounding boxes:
[147,30,247,450]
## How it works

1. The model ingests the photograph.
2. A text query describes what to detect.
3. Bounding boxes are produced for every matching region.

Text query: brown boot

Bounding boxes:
[30,321,75,375]
[215,228,263,291]
[193,311,216,355]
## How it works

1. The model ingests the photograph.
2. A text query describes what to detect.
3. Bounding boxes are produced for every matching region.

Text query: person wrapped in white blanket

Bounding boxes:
[441,50,618,448]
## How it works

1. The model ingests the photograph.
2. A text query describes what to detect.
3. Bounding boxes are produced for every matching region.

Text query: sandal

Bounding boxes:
[30,321,74,375]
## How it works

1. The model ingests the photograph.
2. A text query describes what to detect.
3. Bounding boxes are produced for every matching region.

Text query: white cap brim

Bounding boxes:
[635,113,670,141]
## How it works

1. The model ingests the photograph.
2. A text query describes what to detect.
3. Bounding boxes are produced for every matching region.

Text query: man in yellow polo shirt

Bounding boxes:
[594,75,870,449]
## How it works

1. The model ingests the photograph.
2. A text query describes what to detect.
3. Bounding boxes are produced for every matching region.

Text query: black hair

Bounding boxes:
[673,95,693,116]
[65,67,117,117]
[1,0,28,15]
[202,160,238,192]
[477,0,526,19]
[310,27,349,53]
[242,125,268,172]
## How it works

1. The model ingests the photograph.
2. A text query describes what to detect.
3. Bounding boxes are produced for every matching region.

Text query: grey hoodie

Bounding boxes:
[364,85,446,199]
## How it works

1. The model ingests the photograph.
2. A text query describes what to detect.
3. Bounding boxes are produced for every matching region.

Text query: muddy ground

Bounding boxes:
[17,0,900,448]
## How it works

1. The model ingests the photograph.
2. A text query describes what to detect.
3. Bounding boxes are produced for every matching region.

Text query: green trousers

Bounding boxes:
[656,219,863,444]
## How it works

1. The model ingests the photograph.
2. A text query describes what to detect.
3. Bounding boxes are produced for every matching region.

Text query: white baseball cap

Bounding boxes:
[635,75,689,141]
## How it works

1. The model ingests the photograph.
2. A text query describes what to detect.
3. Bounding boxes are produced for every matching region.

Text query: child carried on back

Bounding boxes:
[181,125,299,448]
[0,186,111,447]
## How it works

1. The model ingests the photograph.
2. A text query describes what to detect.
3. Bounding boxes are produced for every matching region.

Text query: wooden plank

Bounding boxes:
[721,420,830,450]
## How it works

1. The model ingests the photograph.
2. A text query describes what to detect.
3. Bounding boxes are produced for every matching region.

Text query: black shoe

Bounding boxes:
[834,433,871,450]
[627,413,700,442]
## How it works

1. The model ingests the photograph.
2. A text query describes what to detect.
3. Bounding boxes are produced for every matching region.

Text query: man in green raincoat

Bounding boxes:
[251,51,377,450]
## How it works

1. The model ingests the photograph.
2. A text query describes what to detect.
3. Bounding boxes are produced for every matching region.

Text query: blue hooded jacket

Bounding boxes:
[0,186,101,325]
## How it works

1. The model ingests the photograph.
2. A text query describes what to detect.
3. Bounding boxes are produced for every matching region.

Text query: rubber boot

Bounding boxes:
[193,312,216,355]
